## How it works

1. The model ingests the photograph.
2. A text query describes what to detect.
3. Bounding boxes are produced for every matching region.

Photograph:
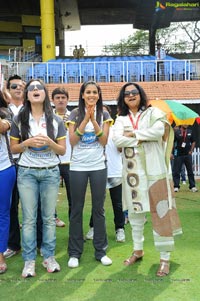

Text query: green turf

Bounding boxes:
[1,180,200,301]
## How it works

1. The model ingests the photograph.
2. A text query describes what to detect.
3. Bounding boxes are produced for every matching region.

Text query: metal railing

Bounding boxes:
[0,58,200,84]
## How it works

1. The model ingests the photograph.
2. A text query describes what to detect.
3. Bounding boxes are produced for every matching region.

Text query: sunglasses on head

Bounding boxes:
[27,84,44,92]
[10,83,23,90]
[124,89,139,96]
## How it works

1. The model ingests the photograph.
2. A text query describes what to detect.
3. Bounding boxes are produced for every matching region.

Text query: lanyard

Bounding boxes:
[181,128,187,142]
[128,113,141,130]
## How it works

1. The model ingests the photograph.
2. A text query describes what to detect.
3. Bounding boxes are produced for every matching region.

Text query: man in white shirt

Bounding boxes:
[155,43,166,81]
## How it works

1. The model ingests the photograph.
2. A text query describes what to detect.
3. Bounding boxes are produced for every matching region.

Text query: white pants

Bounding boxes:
[129,212,170,261]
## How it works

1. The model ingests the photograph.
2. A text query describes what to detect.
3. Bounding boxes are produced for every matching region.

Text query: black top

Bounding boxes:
[173,127,195,156]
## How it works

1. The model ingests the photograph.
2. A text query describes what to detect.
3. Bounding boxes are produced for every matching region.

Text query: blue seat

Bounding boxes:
[64,62,80,83]
[109,62,125,82]
[95,62,109,82]
[126,61,142,82]
[79,62,95,82]
[47,63,63,83]
[142,61,156,81]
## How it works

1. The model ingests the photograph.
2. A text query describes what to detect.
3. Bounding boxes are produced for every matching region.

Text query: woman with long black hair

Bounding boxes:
[10,79,66,278]
[67,81,113,268]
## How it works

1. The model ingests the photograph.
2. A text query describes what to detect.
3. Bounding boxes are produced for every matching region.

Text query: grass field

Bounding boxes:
[0,180,200,301]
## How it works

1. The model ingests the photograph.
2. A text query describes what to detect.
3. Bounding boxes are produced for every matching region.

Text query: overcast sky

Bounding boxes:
[64,24,136,56]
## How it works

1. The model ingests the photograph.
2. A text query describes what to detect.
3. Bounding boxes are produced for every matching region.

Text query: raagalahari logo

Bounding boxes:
[156,1,199,10]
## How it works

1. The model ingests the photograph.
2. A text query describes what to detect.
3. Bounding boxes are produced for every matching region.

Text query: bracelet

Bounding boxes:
[96,130,103,137]
[20,142,26,152]
[75,128,83,137]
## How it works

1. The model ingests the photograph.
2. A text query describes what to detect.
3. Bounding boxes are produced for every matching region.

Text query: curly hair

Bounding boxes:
[117,82,148,116]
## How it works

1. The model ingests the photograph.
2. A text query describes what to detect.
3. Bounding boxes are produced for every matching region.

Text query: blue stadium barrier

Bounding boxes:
[23,55,197,84]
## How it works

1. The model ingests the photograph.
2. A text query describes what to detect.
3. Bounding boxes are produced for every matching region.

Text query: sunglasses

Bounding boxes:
[27,84,44,91]
[124,89,139,96]
[10,83,23,90]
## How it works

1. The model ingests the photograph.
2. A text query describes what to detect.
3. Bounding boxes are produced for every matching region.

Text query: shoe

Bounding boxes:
[42,256,60,273]
[174,187,179,192]
[3,248,20,258]
[100,255,112,266]
[116,228,125,242]
[0,262,7,274]
[22,260,36,278]
[68,257,79,268]
[182,181,186,185]
[191,187,198,192]
[55,218,65,227]
[85,227,94,240]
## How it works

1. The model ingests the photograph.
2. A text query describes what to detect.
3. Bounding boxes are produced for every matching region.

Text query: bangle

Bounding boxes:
[96,130,103,137]
[75,128,83,137]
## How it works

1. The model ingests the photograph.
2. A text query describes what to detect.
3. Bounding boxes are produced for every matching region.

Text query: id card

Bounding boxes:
[181,142,186,148]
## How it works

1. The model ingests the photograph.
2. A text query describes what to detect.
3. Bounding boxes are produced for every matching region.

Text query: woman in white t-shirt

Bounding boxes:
[67,81,113,268]
[10,79,66,278]
[0,92,16,274]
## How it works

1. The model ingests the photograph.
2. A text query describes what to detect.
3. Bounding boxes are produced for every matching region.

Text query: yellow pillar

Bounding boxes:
[40,0,55,62]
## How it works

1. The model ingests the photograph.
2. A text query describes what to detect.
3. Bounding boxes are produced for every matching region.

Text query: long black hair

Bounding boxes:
[17,79,55,141]
[76,81,103,127]
[117,82,148,116]
[0,90,10,119]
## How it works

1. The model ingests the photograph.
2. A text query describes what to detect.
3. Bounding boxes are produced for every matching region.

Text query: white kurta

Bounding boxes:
[113,107,182,251]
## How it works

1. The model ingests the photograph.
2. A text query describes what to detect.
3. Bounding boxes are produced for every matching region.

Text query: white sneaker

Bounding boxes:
[101,255,112,266]
[42,256,60,273]
[22,260,36,278]
[68,257,79,268]
[174,187,179,192]
[182,181,186,185]
[3,248,20,258]
[116,228,125,242]
[191,187,198,192]
[55,218,65,227]
[85,227,94,240]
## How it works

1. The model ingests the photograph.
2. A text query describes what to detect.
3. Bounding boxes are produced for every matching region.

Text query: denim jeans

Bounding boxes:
[8,161,21,251]
[17,166,60,261]
[0,165,16,253]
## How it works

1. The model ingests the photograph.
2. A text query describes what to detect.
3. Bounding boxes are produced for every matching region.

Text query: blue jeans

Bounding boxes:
[17,166,60,261]
[0,165,16,253]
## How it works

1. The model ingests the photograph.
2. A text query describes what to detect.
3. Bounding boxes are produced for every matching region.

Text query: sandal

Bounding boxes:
[156,260,170,277]
[124,251,144,266]
[0,262,7,274]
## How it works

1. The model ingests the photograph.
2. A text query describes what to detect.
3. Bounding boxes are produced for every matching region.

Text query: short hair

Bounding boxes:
[7,74,22,89]
[51,87,69,99]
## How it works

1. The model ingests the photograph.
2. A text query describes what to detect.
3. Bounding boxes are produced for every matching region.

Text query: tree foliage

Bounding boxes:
[102,21,200,55]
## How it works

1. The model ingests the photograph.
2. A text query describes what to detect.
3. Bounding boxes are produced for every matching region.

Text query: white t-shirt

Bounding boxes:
[106,126,122,178]
[10,113,66,167]
[68,108,112,171]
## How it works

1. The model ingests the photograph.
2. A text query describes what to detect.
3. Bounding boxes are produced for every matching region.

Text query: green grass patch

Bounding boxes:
[1,180,200,301]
